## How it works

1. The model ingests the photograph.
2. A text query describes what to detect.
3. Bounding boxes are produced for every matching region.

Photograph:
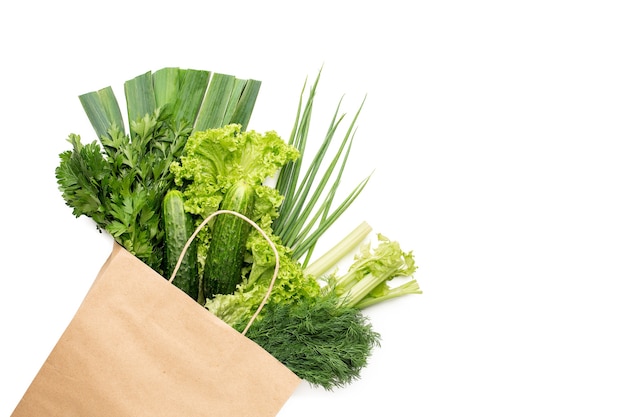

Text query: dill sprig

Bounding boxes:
[240,292,381,390]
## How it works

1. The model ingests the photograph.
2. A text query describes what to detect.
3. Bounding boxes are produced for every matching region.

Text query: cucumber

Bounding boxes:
[203,180,256,298]
[163,189,199,300]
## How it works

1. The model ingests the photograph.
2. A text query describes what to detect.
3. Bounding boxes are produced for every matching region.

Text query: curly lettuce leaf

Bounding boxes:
[170,124,299,227]
[168,123,299,273]
[205,232,322,328]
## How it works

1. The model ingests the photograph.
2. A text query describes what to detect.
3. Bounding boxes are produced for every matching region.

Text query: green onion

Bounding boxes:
[273,69,371,266]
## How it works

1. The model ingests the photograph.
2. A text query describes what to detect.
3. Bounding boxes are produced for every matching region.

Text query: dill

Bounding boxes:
[240,292,381,390]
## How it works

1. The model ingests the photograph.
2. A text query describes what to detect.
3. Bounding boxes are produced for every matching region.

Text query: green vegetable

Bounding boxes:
[57,67,422,393]
[171,124,299,225]
[170,123,299,280]
[241,292,380,390]
[56,67,261,274]
[269,70,421,310]
[330,233,420,309]
[273,69,371,265]
[203,180,256,298]
[199,73,422,390]
[163,189,199,300]
[56,111,183,271]
[303,220,373,278]
[214,226,417,390]
[205,232,322,328]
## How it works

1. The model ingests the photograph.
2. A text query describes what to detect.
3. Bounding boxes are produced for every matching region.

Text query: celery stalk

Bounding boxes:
[331,234,418,308]
[341,268,400,308]
[304,221,373,277]
[355,280,422,309]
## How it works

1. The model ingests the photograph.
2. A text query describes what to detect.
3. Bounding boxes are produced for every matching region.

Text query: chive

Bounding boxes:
[276,103,344,245]
[274,69,370,266]
[292,173,371,261]
[274,73,320,220]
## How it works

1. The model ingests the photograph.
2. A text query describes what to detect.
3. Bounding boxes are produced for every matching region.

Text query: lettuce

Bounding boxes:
[167,123,318,326]
[205,232,322,329]
[170,124,299,228]
[169,124,299,268]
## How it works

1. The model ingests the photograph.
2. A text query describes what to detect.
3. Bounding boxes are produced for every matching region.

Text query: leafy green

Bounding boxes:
[273,69,371,265]
[55,67,261,273]
[171,124,299,225]
[204,232,322,328]
[241,291,380,390]
[194,74,420,390]
[203,226,384,390]
[169,124,299,270]
[329,233,420,308]
[355,279,423,309]
[56,109,187,270]
[56,67,422,393]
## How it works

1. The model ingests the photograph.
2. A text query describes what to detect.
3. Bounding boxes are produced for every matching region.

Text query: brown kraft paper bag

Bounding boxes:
[11,242,301,417]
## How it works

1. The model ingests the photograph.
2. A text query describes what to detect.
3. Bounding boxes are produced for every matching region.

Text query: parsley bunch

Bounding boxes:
[56,109,189,271]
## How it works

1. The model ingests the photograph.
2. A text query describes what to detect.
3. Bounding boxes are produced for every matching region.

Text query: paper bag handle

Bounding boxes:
[168,209,280,336]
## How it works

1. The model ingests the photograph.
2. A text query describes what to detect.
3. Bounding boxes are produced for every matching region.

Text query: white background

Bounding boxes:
[2,1,625,415]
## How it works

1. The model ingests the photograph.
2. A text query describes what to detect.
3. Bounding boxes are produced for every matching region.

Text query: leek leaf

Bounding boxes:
[78,86,125,139]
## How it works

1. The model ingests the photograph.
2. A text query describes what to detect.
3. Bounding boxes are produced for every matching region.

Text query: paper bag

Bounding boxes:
[11,242,301,417]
